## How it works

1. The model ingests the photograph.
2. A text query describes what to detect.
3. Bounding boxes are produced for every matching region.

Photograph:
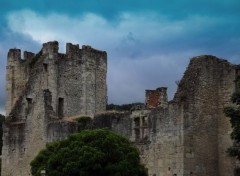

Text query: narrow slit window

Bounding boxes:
[43,63,48,72]
[58,98,64,118]
[26,98,33,113]
[134,117,140,141]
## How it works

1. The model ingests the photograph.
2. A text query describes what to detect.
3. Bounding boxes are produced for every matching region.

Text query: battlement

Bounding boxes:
[7,41,107,68]
[145,87,168,108]
[7,49,36,64]
[24,51,35,60]
[7,49,21,63]
[42,41,59,55]
[65,43,106,58]
[190,55,230,66]
[66,43,79,53]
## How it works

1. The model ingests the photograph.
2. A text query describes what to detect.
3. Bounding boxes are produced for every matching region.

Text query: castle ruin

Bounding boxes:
[1,41,240,176]
[94,56,240,176]
[1,41,107,176]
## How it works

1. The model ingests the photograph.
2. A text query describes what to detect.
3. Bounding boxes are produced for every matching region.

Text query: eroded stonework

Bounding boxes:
[94,56,240,176]
[2,42,240,176]
[1,41,107,176]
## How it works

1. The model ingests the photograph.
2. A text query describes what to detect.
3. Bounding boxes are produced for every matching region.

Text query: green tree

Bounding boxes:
[30,129,148,176]
[224,76,240,159]
[75,116,93,131]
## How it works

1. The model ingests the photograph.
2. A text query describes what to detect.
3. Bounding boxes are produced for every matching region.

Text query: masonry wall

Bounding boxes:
[2,41,107,176]
[2,45,238,176]
[93,56,238,176]
[133,105,184,176]
[173,56,237,176]
[145,87,168,108]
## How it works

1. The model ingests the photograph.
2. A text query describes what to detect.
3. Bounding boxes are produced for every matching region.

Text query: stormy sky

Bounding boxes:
[0,0,240,114]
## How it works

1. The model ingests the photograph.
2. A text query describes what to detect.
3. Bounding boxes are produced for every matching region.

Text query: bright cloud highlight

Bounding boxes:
[5,10,239,104]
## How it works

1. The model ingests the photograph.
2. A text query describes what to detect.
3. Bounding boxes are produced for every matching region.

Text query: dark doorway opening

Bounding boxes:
[58,98,64,118]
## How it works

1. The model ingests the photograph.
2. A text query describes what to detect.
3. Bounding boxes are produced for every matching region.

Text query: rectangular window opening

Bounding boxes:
[58,98,64,118]
[134,117,140,127]
[26,98,33,114]
[43,63,48,72]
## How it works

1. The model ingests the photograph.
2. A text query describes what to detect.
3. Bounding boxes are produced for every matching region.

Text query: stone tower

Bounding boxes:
[2,41,107,176]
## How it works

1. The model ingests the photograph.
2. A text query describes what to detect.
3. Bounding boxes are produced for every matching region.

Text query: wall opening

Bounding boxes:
[58,98,64,118]
[234,167,240,176]
[26,98,33,114]
[43,63,49,88]
[134,117,140,127]
[43,63,48,72]
[134,117,140,140]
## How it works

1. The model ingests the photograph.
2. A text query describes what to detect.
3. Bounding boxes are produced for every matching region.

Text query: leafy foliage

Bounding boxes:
[29,50,43,67]
[75,116,93,131]
[224,76,240,159]
[0,114,5,175]
[31,129,148,176]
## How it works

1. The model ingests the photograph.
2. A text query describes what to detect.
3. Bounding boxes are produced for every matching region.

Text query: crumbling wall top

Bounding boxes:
[7,49,21,62]
[190,55,230,65]
[7,41,107,67]
[66,43,80,54]
[24,51,35,61]
[145,87,168,108]
[42,41,59,55]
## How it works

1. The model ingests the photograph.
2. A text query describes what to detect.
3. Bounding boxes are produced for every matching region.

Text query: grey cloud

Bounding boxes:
[1,10,240,110]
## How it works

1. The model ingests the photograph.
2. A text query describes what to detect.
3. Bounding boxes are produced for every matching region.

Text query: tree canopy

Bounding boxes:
[224,76,240,159]
[30,128,148,176]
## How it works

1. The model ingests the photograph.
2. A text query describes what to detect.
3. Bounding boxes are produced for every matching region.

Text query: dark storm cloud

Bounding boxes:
[0,0,239,112]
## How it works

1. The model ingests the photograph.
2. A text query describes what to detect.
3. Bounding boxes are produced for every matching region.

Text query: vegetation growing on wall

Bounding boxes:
[30,129,148,176]
[224,76,240,160]
[0,114,5,175]
[75,116,93,131]
[29,50,43,67]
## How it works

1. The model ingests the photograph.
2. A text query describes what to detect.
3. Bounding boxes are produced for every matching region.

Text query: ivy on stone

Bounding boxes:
[224,76,240,159]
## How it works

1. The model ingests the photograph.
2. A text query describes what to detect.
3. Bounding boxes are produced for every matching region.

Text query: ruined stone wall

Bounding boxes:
[173,56,237,176]
[6,50,34,116]
[93,56,238,176]
[57,43,107,117]
[95,104,184,176]
[1,41,107,176]
[2,43,238,176]
[133,105,184,176]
